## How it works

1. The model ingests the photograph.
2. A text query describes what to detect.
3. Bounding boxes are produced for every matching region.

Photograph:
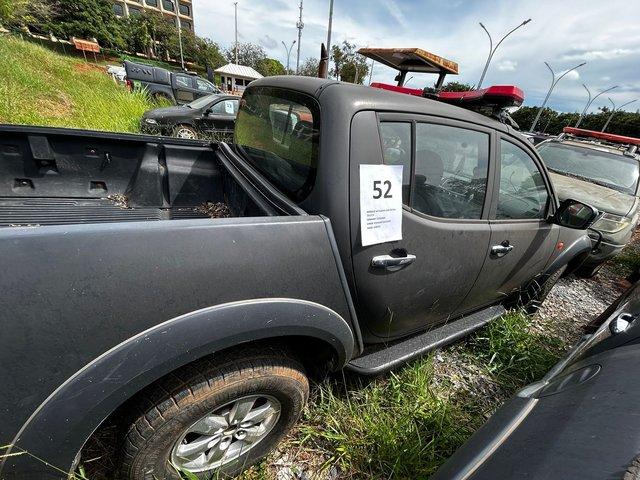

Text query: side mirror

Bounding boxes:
[204,108,213,116]
[553,199,599,230]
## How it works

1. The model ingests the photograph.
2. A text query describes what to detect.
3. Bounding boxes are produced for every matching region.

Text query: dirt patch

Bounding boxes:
[107,194,130,209]
[35,92,74,119]
[195,202,232,219]
[74,62,106,75]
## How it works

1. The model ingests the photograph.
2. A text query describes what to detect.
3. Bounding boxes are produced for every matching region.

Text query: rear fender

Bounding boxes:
[3,298,354,479]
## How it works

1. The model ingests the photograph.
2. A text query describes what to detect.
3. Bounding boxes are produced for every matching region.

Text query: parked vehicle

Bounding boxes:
[124,60,221,105]
[537,127,640,277]
[140,94,239,140]
[434,280,640,480]
[0,76,598,480]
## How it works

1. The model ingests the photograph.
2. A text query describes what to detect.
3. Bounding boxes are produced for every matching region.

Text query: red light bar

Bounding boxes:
[369,83,524,110]
[370,82,423,97]
[563,127,640,146]
[437,86,524,108]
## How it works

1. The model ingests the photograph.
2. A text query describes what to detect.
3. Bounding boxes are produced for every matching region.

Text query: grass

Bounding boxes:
[239,311,566,479]
[0,35,153,133]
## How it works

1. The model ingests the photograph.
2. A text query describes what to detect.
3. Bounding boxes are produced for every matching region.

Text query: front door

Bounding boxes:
[198,99,239,140]
[350,112,495,341]
[459,137,559,311]
[173,74,196,104]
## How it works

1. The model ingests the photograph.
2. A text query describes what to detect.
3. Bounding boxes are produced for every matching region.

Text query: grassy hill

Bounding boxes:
[0,36,152,132]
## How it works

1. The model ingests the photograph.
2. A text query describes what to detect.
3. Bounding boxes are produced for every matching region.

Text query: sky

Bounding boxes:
[193,0,640,113]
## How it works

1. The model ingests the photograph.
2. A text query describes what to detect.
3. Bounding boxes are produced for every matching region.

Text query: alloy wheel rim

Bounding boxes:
[176,128,197,139]
[170,394,281,473]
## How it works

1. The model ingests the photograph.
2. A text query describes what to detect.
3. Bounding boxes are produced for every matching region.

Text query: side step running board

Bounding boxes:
[346,305,506,375]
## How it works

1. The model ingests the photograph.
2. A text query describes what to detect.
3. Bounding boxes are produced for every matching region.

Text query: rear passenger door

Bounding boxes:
[173,74,196,104]
[350,113,496,340]
[459,136,559,311]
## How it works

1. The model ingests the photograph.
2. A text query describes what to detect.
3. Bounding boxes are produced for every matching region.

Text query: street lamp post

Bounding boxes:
[477,18,532,89]
[170,0,185,69]
[530,61,586,133]
[602,98,637,132]
[296,0,304,74]
[282,40,296,74]
[575,84,618,128]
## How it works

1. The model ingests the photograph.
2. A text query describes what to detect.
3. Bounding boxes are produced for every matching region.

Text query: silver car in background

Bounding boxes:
[537,128,640,277]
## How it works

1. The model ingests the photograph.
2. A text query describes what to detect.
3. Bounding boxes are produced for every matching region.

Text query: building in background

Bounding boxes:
[215,64,263,94]
[111,0,194,32]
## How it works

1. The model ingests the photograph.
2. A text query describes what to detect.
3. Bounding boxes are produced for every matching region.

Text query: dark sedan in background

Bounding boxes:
[140,94,239,140]
[433,281,640,480]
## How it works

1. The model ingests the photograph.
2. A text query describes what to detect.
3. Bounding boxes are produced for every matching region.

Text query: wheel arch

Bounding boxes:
[3,298,354,478]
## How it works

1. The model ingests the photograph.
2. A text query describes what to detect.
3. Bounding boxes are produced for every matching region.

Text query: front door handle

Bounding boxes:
[371,254,416,268]
[491,242,514,258]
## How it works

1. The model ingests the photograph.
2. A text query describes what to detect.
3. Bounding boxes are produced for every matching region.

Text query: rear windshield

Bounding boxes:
[538,142,639,195]
[234,87,320,202]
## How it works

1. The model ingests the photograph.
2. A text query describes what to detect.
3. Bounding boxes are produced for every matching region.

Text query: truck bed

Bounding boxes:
[0,126,271,226]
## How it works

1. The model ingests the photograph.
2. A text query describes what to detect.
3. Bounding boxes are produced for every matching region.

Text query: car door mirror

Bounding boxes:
[204,107,213,116]
[553,199,599,230]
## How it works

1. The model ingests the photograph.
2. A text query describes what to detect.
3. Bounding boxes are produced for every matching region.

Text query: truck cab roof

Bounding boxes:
[248,76,512,134]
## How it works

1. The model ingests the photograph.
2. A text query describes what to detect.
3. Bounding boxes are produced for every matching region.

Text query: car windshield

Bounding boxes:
[538,142,639,195]
[187,94,220,110]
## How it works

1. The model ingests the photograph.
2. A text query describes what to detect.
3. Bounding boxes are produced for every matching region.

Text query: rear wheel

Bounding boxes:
[173,125,199,140]
[119,347,309,479]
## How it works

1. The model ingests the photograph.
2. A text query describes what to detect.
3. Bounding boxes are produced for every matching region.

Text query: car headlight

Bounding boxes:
[144,118,158,125]
[592,212,631,233]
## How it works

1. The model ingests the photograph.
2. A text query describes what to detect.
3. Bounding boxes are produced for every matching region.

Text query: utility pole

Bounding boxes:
[530,61,586,133]
[296,0,304,74]
[575,84,618,128]
[234,2,239,64]
[368,59,374,85]
[477,19,531,89]
[326,0,334,60]
[602,98,637,132]
[282,40,296,74]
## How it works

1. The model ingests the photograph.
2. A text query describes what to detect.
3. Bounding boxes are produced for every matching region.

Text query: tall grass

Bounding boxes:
[276,312,565,479]
[0,36,153,133]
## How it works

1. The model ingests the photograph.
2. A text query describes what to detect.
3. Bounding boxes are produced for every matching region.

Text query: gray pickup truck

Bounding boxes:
[0,76,597,480]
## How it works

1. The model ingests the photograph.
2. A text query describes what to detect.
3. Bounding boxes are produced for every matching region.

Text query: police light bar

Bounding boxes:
[369,83,524,109]
[563,127,640,146]
[437,86,524,109]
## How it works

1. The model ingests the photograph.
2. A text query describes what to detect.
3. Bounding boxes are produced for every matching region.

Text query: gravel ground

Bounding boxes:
[267,233,639,480]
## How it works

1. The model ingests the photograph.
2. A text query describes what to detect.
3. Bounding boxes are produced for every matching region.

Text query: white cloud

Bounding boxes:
[381,0,409,29]
[497,60,517,71]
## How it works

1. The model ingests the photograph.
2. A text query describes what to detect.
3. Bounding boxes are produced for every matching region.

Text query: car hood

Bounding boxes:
[549,171,635,216]
[143,106,191,120]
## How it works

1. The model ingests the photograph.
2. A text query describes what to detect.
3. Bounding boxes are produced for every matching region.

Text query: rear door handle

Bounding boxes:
[371,254,416,268]
[491,243,514,258]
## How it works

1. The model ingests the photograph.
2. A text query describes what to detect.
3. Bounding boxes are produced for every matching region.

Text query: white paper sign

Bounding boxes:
[360,164,403,247]
[224,100,235,114]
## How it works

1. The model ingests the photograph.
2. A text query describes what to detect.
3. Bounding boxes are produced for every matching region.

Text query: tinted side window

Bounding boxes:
[497,140,549,220]
[380,122,412,205]
[414,123,489,219]
[211,99,238,115]
[196,78,215,93]
[175,76,191,89]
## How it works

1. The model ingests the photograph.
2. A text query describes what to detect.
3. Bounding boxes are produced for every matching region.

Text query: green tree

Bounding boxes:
[298,57,319,77]
[41,0,125,48]
[330,41,369,84]
[224,42,266,70]
[256,58,285,76]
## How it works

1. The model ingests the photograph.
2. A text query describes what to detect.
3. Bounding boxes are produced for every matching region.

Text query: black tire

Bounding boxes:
[119,346,309,480]
[523,266,566,314]
[575,262,603,278]
[173,124,199,140]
